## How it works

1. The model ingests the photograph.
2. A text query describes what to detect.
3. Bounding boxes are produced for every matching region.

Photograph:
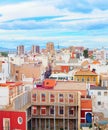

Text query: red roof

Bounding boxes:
[0,82,23,87]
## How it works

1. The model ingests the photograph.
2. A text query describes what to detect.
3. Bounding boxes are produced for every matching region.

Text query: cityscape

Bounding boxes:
[0,43,108,130]
[0,0,108,130]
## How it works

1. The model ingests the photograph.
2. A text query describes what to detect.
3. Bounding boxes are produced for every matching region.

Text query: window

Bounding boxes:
[104,92,107,96]
[93,77,96,81]
[32,93,36,102]
[69,107,74,115]
[103,81,105,87]
[17,117,23,125]
[97,101,101,105]
[87,77,90,82]
[50,106,54,115]
[3,118,10,130]
[16,70,19,73]
[32,106,37,115]
[41,93,46,102]
[82,78,84,82]
[50,94,55,102]
[69,94,73,103]
[98,91,101,96]
[77,78,79,81]
[70,66,73,71]
[59,94,64,102]
[41,106,46,115]
[59,106,64,115]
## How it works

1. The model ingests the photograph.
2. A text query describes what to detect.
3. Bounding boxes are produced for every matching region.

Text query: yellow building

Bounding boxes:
[74,69,98,86]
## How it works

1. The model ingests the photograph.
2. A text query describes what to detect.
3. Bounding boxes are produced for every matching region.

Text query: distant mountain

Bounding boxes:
[0,47,16,52]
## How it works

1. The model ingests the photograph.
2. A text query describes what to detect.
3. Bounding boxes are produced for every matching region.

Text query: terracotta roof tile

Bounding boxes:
[75,69,97,76]
[81,60,89,67]
[92,60,100,64]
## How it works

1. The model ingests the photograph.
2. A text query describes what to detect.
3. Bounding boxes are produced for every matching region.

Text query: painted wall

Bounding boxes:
[0,87,9,108]
[0,111,26,130]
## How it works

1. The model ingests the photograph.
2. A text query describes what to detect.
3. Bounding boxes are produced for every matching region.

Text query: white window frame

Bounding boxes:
[40,107,46,115]
[58,93,64,102]
[50,93,55,103]
[32,106,37,115]
[41,93,46,102]
[68,94,74,103]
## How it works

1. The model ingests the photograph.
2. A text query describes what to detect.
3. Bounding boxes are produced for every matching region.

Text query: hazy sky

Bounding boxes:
[0,0,108,48]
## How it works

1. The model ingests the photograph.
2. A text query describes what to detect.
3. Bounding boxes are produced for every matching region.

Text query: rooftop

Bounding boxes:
[0,81,23,88]
[90,86,108,90]
[75,69,97,76]
[35,80,87,96]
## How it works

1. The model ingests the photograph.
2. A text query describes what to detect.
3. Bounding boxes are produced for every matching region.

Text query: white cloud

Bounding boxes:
[0,1,68,22]
[0,0,108,49]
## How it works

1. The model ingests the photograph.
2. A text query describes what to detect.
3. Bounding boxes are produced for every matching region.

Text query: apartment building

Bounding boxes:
[46,42,54,52]
[0,77,93,130]
[89,86,108,125]
[0,81,25,108]
[93,49,105,61]
[31,80,81,130]
[29,79,93,130]
[0,80,31,130]
[31,45,40,54]
[17,45,24,55]
[100,73,108,87]
[10,62,44,81]
[46,42,55,56]
[74,68,98,86]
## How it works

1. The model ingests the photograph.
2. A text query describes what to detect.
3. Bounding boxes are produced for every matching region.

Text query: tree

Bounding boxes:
[83,49,88,58]
[0,52,8,57]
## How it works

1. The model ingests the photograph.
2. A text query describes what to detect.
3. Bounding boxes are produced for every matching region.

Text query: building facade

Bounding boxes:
[89,87,108,123]
[74,69,98,86]
[17,45,24,55]
[31,88,81,130]
[46,42,55,54]
[0,110,26,130]
[31,45,40,54]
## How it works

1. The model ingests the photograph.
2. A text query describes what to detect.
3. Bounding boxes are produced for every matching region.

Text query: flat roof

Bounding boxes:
[90,86,108,90]
[54,81,86,90]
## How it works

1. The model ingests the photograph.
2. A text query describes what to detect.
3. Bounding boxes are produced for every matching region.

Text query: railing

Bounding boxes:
[31,102,79,106]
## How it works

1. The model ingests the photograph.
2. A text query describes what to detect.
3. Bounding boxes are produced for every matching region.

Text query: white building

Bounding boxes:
[0,87,9,109]
[8,54,24,65]
[89,87,108,118]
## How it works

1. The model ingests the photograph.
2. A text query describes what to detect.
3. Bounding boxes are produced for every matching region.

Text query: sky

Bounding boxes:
[0,0,108,49]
